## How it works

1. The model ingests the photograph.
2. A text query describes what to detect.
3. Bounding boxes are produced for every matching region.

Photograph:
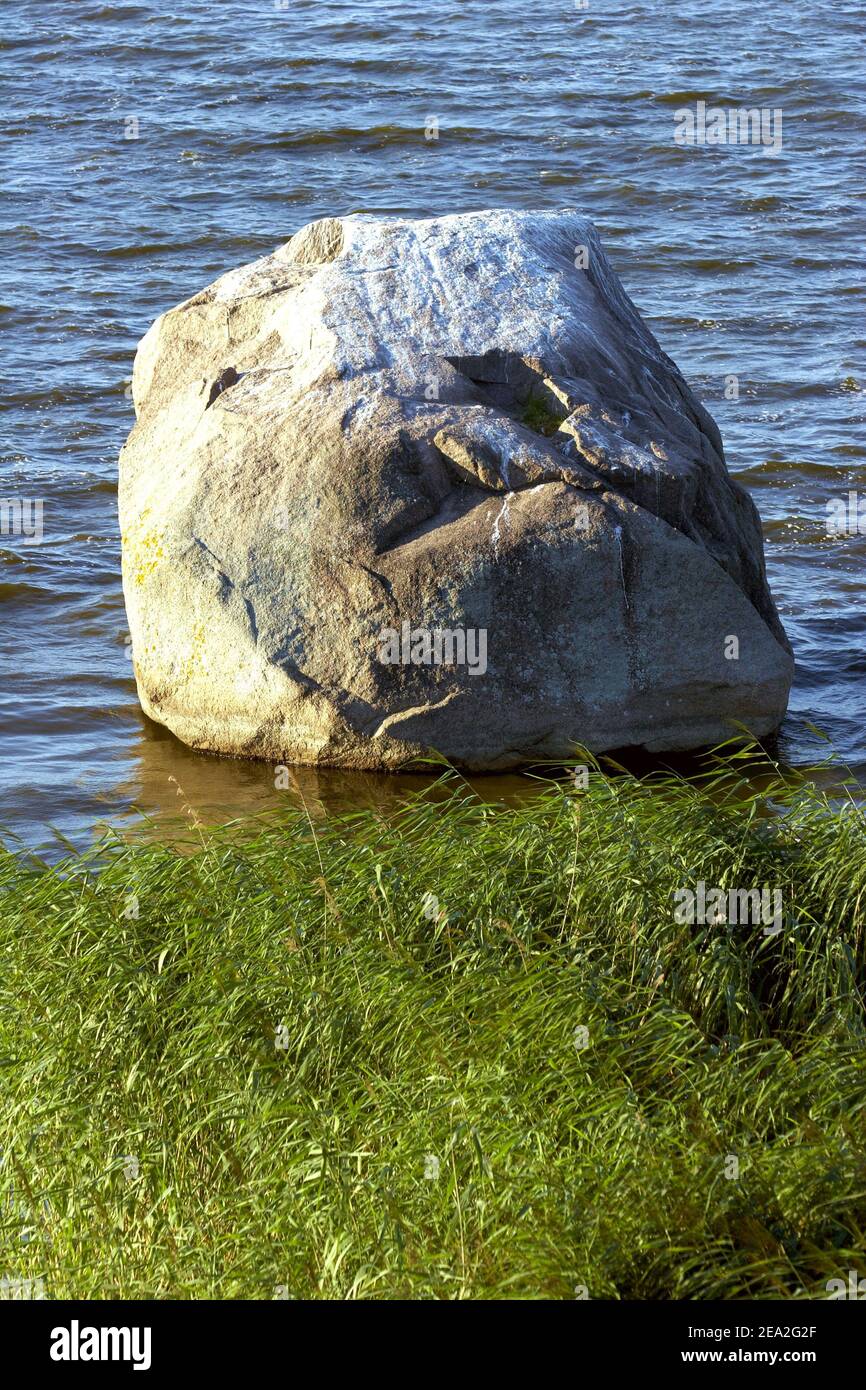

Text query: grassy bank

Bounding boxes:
[1,752,865,1299]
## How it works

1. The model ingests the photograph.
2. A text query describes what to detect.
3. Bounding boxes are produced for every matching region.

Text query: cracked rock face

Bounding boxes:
[119,209,793,770]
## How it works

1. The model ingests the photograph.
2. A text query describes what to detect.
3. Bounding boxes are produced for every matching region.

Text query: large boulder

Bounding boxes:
[119,209,793,770]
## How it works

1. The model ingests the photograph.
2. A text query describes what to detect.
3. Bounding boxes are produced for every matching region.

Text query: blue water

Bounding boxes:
[1,0,864,848]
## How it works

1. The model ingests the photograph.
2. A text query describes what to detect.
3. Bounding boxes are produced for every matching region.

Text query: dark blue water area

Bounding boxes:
[1,0,864,849]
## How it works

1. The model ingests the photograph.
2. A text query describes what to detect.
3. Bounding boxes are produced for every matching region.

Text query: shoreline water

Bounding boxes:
[2,0,864,850]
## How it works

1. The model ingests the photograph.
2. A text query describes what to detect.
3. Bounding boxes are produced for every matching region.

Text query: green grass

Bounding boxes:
[1,751,865,1300]
[520,394,565,436]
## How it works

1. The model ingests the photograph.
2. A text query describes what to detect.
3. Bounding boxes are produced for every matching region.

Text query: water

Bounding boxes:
[2,0,864,851]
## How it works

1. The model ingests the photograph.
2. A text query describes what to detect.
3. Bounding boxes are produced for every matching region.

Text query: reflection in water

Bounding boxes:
[90,710,851,854]
[102,710,542,845]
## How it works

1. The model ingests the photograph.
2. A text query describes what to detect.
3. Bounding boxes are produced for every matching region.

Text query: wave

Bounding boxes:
[0,581,50,603]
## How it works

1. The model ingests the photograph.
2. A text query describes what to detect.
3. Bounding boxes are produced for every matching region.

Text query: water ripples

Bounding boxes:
[1,0,863,849]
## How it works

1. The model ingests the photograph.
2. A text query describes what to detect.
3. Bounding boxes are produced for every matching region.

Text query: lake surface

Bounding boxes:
[2,0,864,851]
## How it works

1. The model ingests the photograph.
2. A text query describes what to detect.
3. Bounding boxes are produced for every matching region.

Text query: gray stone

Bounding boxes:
[119,209,793,770]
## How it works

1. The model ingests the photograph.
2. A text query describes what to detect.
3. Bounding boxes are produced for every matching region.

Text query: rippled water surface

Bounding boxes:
[2,0,864,849]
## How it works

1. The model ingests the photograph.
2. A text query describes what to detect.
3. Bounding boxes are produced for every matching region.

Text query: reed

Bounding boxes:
[1,748,864,1299]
